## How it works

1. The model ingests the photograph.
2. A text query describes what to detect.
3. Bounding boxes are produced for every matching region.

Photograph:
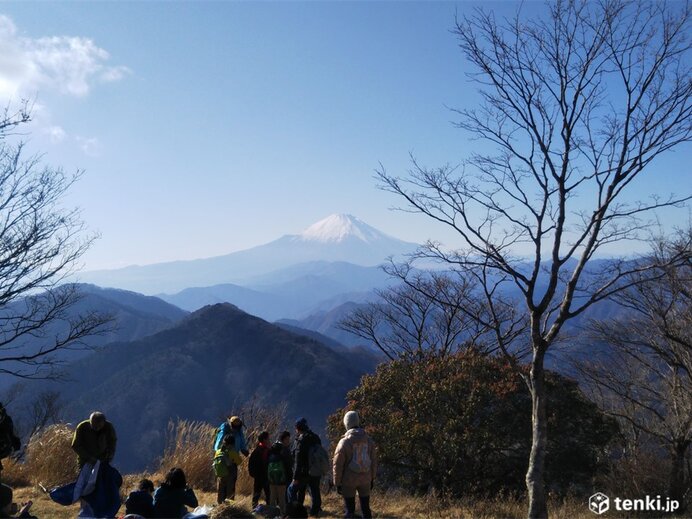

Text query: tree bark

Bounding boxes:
[526,352,548,519]
[670,439,690,513]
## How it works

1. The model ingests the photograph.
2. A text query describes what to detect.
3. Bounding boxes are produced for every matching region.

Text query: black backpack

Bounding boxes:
[248,446,264,478]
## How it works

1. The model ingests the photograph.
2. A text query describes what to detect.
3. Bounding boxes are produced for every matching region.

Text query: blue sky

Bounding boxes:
[0,1,688,270]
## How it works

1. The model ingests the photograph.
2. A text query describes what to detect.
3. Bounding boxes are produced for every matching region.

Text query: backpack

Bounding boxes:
[248,446,265,479]
[0,407,18,459]
[267,458,286,485]
[213,449,229,478]
[213,423,229,451]
[308,443,330,477]
[348,442,372,474]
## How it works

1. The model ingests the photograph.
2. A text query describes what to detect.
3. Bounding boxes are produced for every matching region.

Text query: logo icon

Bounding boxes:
[589,492,610,515]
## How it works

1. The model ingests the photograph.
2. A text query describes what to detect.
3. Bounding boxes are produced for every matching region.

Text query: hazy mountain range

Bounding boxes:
[0,285,187,390]
[78,214,418,295]
[10,303,379,471]
[158,261,387,321]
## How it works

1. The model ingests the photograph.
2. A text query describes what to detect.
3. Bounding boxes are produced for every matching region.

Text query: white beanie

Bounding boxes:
[344,410,360,430]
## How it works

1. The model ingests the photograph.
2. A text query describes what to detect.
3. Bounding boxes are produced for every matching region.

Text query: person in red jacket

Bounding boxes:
[248,431,271,509]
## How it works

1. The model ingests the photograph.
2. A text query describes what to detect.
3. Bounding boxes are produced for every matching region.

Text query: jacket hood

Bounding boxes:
[343,428,368,441]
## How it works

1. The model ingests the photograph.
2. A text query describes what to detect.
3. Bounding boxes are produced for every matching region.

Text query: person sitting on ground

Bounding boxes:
[124,478,155,518]
[152,468,199,519]
[267,431,293,516]
[71,411,117,468]
[0,484,37,519]
[214,434,242,504]
[213,416,249,456]
[248,431,271,509]
[333,411,377,519]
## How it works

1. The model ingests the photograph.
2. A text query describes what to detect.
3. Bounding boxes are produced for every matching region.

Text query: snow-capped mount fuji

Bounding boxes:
[78,214,418,295]
[296,214,393,244]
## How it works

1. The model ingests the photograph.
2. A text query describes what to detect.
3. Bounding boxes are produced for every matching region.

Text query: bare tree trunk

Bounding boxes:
[670,440,690,512]
[526,352,548,519]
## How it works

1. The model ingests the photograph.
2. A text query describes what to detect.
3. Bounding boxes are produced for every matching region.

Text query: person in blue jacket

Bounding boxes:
[213,416,249,456]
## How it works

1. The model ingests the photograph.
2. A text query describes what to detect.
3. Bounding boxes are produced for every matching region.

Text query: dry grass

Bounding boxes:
[159,420,218,491]
[10,485,600,519]
[0,418,612,519]
[157,419,257,495]
[157,413,289,496]
[24,423,80,488]
[0,458,31,487]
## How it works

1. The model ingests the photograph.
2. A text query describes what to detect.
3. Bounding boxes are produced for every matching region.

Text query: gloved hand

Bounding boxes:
[337,486,343,495]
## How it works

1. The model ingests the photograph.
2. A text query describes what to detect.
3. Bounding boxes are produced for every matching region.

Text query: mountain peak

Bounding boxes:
[298,214,390,244]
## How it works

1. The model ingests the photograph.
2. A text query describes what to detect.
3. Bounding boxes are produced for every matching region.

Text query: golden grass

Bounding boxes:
[9,484,599,519]
[159,420,218,491]
[24,423,80,488]
[1,417,600,518]
[0,458,31,487]
[157,419,258,495]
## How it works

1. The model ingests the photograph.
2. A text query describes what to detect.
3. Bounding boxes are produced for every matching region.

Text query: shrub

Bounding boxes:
[328,350,618,498]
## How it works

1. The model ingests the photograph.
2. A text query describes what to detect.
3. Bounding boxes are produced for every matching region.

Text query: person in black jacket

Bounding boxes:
[248,431,271,509]
[290,418,322,517]
[0,404,21,486]
[124,478,154,518]
[267,431,292,515]
[152,468,198,519]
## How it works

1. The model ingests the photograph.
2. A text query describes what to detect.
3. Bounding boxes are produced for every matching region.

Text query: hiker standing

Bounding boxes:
[290,418,326,517]
[213,434,242,504]
[267,431,292,516]
[248,431,271,509]
[333,411,377,519]
[71,412,117,468]
[0,404,21,485]
[213,416,249,456]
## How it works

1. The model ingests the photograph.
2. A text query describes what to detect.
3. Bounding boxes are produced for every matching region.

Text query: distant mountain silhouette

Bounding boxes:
[16,303,379,471]
[277,301,373,349]
[77,215,417,294]
[0,284,187,390]
[159,261,389,320]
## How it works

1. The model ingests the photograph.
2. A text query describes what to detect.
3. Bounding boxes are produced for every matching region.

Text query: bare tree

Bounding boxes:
[0,105,112,380]
[377,2,691,517]
[339,261,527,361]
[577,230,692,505]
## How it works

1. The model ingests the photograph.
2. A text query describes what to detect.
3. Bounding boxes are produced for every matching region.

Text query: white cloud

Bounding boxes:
[43,125,66,143]
[0,14,131,102]
[76,136,101,157]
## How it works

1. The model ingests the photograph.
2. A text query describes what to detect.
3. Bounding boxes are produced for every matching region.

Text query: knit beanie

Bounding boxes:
[343,410,360,430]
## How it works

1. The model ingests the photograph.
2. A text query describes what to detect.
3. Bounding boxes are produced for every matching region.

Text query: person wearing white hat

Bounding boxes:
[333,411,377,519]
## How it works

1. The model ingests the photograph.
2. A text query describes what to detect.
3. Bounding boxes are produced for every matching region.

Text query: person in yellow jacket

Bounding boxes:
[333,411,377,519]
[71,412,117,468]
[214,434,242,504]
